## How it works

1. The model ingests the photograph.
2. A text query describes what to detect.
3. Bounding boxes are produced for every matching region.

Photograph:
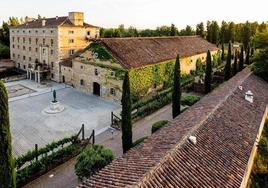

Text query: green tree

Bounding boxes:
[206,21,212,42]
[220,21,228,43]
[172,55,181,118]
[245,47,250,65]
[233,50,238,75]
[239,46,244,71]
[252,29,268,82]
[227,22,236,43]
[205,50,212,93]
[221,43,225,61]
[75,145,114,178]
[241,21,251,49]
[0,81,16,188]
[211,21,220,44]
[121,72,132,153]
[170,24,177,36]
[224,42,232,80]
[196,22,205,38]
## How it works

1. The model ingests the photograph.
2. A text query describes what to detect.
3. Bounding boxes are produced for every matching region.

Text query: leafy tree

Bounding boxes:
[180,25,195,36]
[196,22,205,38]
[170,24,177,36]
[224,42,232,80]
[0,81,16,188]
[211,21,220,44]
[205,50,212,93]
[252,29,268,82]
[75,145,114,178]
[220,21,228,43]
[0,43,10,59]
[233,50,238,75]
[245,47,250,65]
[227,22,236,43]
[121,72,132,153]
[206,21,212,42]
[172,55,181,118]
[241,21,251,49]
[258,22,267,32]
[239,46,244,71]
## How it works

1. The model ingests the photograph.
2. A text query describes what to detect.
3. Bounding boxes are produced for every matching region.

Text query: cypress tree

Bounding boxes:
[233,50,238,75]
[224,42,232,80]
[239,46,244,71]
[205,50,212,94]
[0,81,16,188]
[121,72,132,153]
[172,55,181,119]
[245,47,250,65]
[221,43,225,62]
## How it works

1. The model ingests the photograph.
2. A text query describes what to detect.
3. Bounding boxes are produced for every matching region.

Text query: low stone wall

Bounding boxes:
[0,59,14,72]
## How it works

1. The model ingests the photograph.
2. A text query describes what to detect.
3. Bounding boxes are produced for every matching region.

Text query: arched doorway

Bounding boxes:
[62,76,65,83]
[93,82,100,96]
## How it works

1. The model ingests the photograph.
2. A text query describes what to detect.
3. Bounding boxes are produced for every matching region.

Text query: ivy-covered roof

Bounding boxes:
[98,36,219,69]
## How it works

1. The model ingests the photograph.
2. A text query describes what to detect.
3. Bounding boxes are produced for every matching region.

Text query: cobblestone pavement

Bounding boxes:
[23,104,173,188]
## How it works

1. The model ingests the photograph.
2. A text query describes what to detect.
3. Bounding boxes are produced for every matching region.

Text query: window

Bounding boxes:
[50,30,54,34]
[18,63,20,68]
[87,31,90,35]
[23,30,25,33]
[17,37,20,43]
[12,37,14,42]
[23,46,26,50]
[18,54,20,59]
[69,30,74,34]
[29,38,31,44]
[29,57,32,61]
[23,65,26,69]
[43,48,45,54]
[43,30,45,33]
[29,47,32,51]
[29,30,31,33]
[110,88,116,96]
[23,37,25,43]
[80,79,85,86]
[51,50,54,55]
[35,30,38,34]
[17,30,19,33]
[51,62,54,68]
[17,45,20,49]
[12,53,15,58]
[80,65,84,69]
[110,71,115,77]
[94,68,99,76]
[69,49,74,55]
[43,38,45,45]
[69,39,74,43]
[51,73,54,79]
[35,48,38,52]
[51,39,54,46]
[23,56,25,60]
[12,45,15,48]
[43,60,46,64]
[36,38,38,45]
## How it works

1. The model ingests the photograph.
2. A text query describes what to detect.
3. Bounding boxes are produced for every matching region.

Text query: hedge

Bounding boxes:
[151,120,169,134]
[132,137,148,147]
[181,95,201,106]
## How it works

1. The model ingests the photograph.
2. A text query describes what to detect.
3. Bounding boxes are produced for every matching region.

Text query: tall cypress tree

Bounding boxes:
[172,55,181,119]
[205,50,212,94]
[233,50,238,75]
[0,81,16,188]
[245,47,250,65]
[239,46,244,71]
[221,43,225,62]
[224,42,232,80]
[121,72,132,153]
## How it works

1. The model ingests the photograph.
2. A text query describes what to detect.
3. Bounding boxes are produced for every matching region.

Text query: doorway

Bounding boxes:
[93,82,100,96]
[62,76,65,83]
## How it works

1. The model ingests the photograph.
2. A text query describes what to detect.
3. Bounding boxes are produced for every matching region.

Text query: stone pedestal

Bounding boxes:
[44,101,65,114]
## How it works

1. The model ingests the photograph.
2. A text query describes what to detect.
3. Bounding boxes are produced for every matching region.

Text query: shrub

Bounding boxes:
[0,43,10,59]
[132,136,148,147]
[252,48,268,82]
[152,120,169,134]
[181,95,201,106]
[75,145,114,178]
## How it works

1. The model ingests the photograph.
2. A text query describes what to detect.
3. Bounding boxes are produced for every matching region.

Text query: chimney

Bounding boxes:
[68,12,84,26]
[42,19,46,27]
[245,90,253,103]
[189,136,197,145]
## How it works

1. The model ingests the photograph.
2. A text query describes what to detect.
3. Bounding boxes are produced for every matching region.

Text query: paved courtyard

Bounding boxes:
[6,80,121,157]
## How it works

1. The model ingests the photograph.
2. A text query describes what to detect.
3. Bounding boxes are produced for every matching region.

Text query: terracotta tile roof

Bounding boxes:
[12,17,99,29]
[78,69,268,188]
[98,36,219,69]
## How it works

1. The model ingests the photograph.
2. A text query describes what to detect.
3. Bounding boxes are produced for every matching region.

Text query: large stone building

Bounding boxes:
[9,12,100,82]
[61,36,219,102]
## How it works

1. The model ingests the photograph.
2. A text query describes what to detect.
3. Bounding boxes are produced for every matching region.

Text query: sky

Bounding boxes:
[0,0,268,29]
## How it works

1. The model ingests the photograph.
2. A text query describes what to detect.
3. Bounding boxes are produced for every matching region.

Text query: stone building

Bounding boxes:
[61,36,219,102]
[9,12,100,82]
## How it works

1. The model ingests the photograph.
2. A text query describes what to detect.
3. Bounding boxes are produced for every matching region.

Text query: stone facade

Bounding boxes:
[9,12,100,82]
[61,41,218,103]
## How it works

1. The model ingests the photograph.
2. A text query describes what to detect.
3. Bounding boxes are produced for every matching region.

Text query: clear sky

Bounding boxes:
[1,0,267,29]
